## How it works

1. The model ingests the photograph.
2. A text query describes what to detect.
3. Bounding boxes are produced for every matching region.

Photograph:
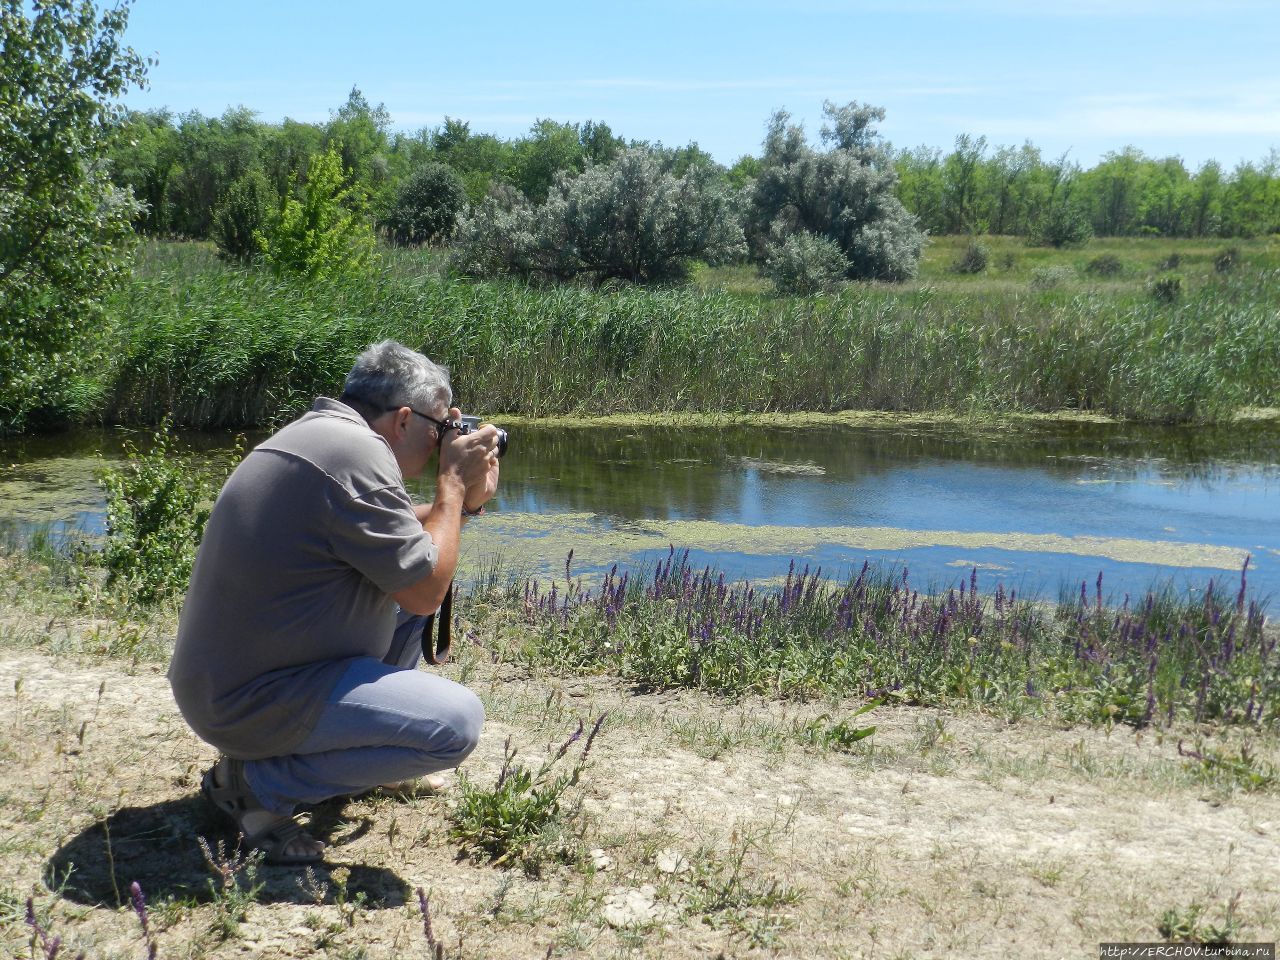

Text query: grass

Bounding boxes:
[60,236,1280,429]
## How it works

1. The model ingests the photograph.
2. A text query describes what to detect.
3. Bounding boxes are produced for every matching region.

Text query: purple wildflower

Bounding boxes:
[130,882,157,960]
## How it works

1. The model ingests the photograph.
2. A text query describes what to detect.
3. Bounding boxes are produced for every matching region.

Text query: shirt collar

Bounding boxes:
[311,396,369,426]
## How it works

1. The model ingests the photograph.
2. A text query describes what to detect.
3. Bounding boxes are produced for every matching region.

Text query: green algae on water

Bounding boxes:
[459,511,1250,577]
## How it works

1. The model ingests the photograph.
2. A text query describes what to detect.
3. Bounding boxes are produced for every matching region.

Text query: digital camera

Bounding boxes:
[454,415,508,459]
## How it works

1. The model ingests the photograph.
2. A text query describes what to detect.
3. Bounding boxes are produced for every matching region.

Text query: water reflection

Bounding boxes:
[3,418,1278,600]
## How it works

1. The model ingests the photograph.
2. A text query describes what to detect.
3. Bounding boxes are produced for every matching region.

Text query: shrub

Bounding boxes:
[996,251,1018,272]
[1085,253,1124,277]
[452,148,744,284]
[748,101,924,282]
[449,192,544,279]
[98,425,236,605]
[383,161,466,246]
[258,147,376,279]
[1029,202,1092,248]
[1158,253,1181,271]
[1029,265,1075,290]
[765,232,849,294]
[951,240,989,274]
[1214,246,1240,274]
[212,168,276,262]
[1151,274,1184,304]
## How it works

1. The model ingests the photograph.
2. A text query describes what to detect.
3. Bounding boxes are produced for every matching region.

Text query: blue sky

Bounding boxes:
[119,0,1280,169]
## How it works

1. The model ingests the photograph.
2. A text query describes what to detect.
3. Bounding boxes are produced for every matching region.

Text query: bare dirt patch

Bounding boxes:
[2,644,1277,959]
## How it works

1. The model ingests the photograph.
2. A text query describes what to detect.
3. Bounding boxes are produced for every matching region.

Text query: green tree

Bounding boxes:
[324,86,392,215]
[1221,151,1280,236]
[894,145,946,235]
[164,107,264,238]
[511,119,586,202]
[1027,152,1091,247]
[258,147,376,279]
[260,117,324,201]
[1,0,148,431]
[726,155,761,190]
[1080,147,1146,236]
[579,119,624,166]
[383,161,466,246]
[432,116,516,204]
[212,167,276,262]
[941,134,987,233]
[1137,156,1193,236]
[109,108,180,233]
[1187,160,1224,237]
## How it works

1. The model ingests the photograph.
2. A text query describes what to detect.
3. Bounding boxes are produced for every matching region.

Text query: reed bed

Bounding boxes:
[479,551,1276,728]
[96,244,1280,427]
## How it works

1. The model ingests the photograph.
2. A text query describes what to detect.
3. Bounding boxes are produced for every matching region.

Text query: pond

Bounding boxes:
[2,417,1278,602]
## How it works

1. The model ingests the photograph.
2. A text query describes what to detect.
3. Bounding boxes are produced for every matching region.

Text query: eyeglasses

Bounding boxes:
[382,404,450,441]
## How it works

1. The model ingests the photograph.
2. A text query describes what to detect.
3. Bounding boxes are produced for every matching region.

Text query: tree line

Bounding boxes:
[5,0,1279,435]
[110,91,1280,247]
[896,137,1280,240]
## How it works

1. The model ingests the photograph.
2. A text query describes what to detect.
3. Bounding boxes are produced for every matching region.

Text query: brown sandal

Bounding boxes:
[200,757,324,865]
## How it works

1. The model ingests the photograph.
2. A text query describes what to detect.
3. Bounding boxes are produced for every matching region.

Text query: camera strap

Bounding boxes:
[420,582,453,665]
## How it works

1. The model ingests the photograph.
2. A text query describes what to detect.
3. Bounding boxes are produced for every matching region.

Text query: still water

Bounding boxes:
[2,418,1278,601]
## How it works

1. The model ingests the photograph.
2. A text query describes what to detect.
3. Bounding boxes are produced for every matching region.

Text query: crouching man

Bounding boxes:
[169,340,500,864]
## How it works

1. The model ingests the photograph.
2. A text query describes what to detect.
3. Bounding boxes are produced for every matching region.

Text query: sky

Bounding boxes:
[117,0,1280,169]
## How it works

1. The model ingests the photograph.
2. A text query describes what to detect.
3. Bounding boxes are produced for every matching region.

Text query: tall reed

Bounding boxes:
[98,246,1280,427]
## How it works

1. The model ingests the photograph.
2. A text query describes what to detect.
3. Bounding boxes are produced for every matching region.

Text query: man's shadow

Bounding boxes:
[46,795,410,908]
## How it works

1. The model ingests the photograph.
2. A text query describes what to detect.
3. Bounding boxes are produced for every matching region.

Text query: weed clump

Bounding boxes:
[1029,265,1074,290]
[198,836,264,940]
[449,716,605,872]
[1178,740,1277,793]
[1156,894,1242,945]
[1150,273,1184,304]
[1085,253,1124,277]
[950,240,989,275]
[98,426,238,606]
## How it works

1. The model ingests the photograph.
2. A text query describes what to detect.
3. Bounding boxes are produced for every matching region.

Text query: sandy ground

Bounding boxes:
[1,640,1278,959]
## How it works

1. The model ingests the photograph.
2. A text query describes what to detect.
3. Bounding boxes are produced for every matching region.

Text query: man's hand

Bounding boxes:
[437,407,500,503]
[394,409,501,616]
[463,434,500,514]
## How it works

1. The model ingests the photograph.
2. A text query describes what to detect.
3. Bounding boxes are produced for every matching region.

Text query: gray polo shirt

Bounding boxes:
[169,398,438,759]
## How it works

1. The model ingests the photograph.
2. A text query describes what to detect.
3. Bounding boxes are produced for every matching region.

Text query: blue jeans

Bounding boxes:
[243,612,485,816]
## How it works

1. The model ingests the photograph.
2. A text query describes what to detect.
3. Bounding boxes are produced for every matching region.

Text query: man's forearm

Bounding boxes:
[394,479,467,615]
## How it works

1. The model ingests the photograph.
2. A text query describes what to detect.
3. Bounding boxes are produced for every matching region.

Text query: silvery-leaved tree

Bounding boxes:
[749,101,925,286]
[453,148,745,284]
[1,0,148,432]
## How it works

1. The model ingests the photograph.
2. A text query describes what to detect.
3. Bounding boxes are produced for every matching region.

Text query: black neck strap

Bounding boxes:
[421,582,453,665]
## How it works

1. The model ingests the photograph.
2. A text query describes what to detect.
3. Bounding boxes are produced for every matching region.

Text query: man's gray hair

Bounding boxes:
[341,340,451,420]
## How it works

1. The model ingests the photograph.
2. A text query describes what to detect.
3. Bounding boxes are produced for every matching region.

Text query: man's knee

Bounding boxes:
[432,686,485,764]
